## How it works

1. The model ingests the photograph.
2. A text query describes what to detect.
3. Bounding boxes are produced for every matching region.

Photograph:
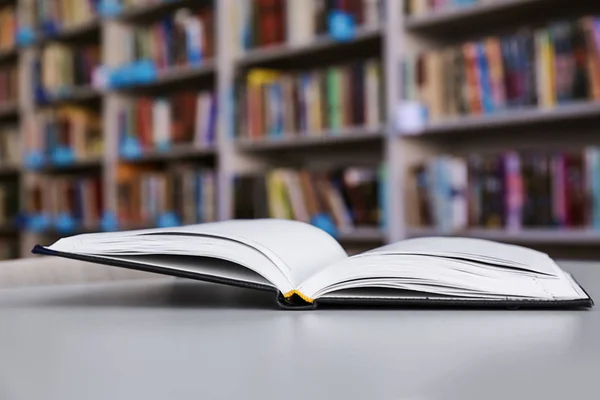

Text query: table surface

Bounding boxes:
[0,261,598,400]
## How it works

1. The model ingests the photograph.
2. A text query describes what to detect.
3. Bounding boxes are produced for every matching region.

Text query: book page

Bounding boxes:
[145,219,348,286]
[298,253,584,301]
[48,219,348,291]
[362,237,562,276]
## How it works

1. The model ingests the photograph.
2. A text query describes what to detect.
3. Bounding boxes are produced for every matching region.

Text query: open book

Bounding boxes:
[33,219,593,309]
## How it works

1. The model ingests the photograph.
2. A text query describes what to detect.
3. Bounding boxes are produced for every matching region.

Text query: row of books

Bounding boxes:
[28,175,104,230]
[238,60,383,140]
[118,0,172,9]
[234,166,382,231]
[36,43,101,98]
[117,165,217,226]
[127,6,215,70]
[406,0,477,16]
[34,0,99,32]
[0,64,18,106]
[0,4,16,50]
[119,91,217,153]
[409,149,600,232]
[0,126,20,166]
[26,107,103,164]
[0,180,19,227]
[236,0,383,52]
[408,16,600,121]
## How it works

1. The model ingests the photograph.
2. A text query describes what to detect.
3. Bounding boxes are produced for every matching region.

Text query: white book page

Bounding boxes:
[364,237,561,276]
[48,219,347,290]
[143,219,348,286]
[298,253,583,301]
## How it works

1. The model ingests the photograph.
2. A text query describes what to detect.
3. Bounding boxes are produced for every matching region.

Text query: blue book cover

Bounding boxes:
[299,74,309,134]
[476,42,494,114]
[433,157,452,232]
[196,173,204,223]
[161,18,174,67]
[206,94,218,146]
[274,82,284,137]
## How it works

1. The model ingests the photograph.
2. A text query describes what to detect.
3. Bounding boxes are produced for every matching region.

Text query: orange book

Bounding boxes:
[462,42,483,115]
[582,17,600,100]
[485,37,507,110]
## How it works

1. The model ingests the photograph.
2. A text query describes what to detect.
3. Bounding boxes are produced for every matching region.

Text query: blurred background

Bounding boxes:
[0,0,599,261]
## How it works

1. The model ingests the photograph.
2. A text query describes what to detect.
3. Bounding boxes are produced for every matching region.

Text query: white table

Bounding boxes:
[0,260,597,400]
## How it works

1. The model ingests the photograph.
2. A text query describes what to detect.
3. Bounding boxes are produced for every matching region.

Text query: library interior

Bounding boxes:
[1,0,600,261]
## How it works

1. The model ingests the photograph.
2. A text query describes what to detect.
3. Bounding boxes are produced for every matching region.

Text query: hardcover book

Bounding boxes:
[34,219,593,309]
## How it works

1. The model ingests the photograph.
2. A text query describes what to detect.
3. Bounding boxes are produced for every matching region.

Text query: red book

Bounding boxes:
[136,99,152,149]
[258,0,284,46]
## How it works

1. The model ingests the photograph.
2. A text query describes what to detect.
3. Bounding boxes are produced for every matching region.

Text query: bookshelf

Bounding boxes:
[0,0,599,261]
[397,0,600,258]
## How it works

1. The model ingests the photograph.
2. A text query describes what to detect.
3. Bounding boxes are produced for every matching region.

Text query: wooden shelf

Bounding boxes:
[36,18,101,43]
[237,126,384,151]
[0,164,20,175]
[407,101,600,136]
[404,0,596,35]
[237,27,382,68]
[0,101,18,119]
[338,227,386,242]
[39,225,104,236]
[0,224,19,235]
[120,145,216,163]
[114,61,216,92]
[117,0,197,23]
[0,47,18,63]
[406,227,600,245]
[41,158,103,173]
[39,86,102,107]
[406,0,543,29]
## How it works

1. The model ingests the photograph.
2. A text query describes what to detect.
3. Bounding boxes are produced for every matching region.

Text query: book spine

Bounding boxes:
[504,151,523,231]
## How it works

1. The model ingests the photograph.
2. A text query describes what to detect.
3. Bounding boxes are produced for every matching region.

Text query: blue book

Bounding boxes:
[196,173,204,223]
[476,42,494,114]
[206,94,218,146]
[299,74,310,134]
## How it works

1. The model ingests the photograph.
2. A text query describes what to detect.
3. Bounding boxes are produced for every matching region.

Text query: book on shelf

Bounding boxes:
[123,4,214,70]
[36,43,101,99]
[404,16,600,123]
[0,180,19,227]
[235,0,383,53]
[234,166,384,234]
[34,0,99,32]
[406,0,478,16]
[0,125,21,166]
[26,107,103,164]
[237,59,383,141]
[116,164,217,227]
[118,91,217,153]
[0,64,18,107]
[26,175,104,231]
[35,218,593,308]
[0,3,17,51]
[408,148,600,233]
